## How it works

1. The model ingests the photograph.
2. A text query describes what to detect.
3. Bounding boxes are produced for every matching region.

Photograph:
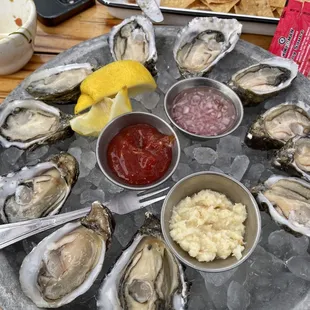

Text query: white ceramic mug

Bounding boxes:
[0,0,37,75]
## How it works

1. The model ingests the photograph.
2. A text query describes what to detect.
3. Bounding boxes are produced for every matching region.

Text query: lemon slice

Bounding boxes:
[75,60,156,114]
[70,87,132,137]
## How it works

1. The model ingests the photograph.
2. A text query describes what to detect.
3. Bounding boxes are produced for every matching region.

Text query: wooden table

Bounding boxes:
[0,1,273,103]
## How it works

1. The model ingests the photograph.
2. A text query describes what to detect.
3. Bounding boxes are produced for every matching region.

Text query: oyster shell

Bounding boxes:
[19,201,114,308]
[173,17,242,77]
[253,175,310,236]
[0,153,78,223]
[229,57,298,106]
[245,102,310,150]
[109,16,157,75]
[97,213,188,310]
[273,135,310,181]
[24,63,93,104]
[0,99,73,149]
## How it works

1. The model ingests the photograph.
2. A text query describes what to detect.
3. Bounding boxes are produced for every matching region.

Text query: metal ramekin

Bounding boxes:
[161,171,261,272]
[96,112,181,191]
[164,77,244,140]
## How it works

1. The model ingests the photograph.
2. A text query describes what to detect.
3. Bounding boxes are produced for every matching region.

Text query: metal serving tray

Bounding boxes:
[98,0,279,35]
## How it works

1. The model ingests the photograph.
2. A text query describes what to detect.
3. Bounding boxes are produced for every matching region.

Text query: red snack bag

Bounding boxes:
[269,0,310,78]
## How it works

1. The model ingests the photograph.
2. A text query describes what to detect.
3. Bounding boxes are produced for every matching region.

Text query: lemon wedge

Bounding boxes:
[75,60,156,114]
[70,87,132,137]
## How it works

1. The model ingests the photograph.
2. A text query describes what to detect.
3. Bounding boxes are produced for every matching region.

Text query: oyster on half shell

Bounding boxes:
[0,100,73,149]
[97,213,188,310]
[173,17,242,77]
[273,135,310,181]
[229,57,298,106]
[19,201,114,308]
[245,102,310,150]
[109,15,157,75]
[253,175,310,236]
[24,63,94,104]
[0,153,78,223]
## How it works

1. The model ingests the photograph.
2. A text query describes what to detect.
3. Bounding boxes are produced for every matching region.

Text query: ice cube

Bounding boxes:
[193,147,218,165]
[184,144,201,158]
[201,269,237,287]
[72,180,92,195]
[99,177,123,194]
[113,215,136,247]
[131,98,149,113]
[217,135,243,157]
[156,71,177,94]
[214,153,232,173]
[152,103,170,123]
[68,147,82,163]
[246,163,265,182]
[268,230,309,260]
[209,166,224,173]
[81,151,96,171]
[80,188,105,205]
[229,155,250,181]
[287,256,310,281]
[26,145,49,163]
[227,281,251,310]
[69,135,90,149]
[135,91,160,110]
[172,163,193,182]
[1,148,23,166]
[176,130,191,149]
[88,167,104,187]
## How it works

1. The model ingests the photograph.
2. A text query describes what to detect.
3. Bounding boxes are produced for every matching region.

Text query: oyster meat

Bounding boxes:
[0,99,73,149]
[254,175,310,236]
[229,57,298,106]
[97,213,188,310]
[0,153,78,223]
[109,15,157,75]
[24,63,93,104]
[274,135,310,181]
[173,17,242,77]
[245,102,310,150]
[19,201,114,308]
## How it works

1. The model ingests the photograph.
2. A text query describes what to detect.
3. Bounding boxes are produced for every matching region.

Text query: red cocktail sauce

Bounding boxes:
[107,124,174,185]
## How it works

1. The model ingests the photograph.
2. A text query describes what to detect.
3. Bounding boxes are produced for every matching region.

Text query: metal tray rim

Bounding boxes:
[98,0,279,24]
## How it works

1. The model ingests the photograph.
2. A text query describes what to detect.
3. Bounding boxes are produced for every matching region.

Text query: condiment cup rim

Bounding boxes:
[160,171,261,272]
[164,77,244,140]
[96,111,181,191]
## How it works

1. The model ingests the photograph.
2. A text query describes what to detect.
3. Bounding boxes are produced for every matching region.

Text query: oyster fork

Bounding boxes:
[0,186,169,250]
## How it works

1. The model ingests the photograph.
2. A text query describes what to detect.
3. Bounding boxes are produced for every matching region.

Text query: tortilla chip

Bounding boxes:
[189,0,210,9]
[271,5,277,10]
[207,0,239,12]
[276,6,284,15]
[204,0,236,4]
[234,0,253,15]
[161,0,196,8]
[255,0,274,17]
[269,0,286,8]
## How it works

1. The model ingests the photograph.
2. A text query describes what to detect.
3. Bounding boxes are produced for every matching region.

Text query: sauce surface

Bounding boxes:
[107,124,174,185]
[171,86,237,136]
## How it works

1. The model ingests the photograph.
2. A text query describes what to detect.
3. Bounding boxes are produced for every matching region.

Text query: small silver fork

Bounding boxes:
[0,186,169,250]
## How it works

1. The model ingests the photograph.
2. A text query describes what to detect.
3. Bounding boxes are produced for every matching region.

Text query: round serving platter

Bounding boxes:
[1,26,310,310]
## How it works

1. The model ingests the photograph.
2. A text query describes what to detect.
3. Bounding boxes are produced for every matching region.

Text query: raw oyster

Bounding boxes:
[173,17,242,77]
[109,15,157,75]
[0,99,73,149]
[229,57,298,106]
[245,102,310,150]
[97,213,188,310]
[19,201,114,308]
[253,175,310,236]
[24,63,93,104]
[273,135,310,181]
[0,153,78,223]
